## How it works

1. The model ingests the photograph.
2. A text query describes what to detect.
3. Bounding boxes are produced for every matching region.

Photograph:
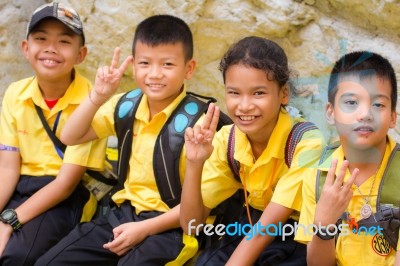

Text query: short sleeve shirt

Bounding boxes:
[296,136,398,265]
[0,72,107,176]
[201,111,326,215]
[91,87,198,214]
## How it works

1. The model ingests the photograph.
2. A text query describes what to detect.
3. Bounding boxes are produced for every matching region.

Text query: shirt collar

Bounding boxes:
[135,86,187,123]
[318,136,397,177]
[18,70,90,111]
[234,111,293,166]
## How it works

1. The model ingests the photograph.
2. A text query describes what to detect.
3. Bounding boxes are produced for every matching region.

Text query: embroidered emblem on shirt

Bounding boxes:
[372,233,391,256]
[17,129,28,135]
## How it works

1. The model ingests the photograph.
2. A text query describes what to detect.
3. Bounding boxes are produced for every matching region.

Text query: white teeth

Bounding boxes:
[43,59,58,65]
[148,84,164,88]
[240,115,255,121]
[356,127,373,132]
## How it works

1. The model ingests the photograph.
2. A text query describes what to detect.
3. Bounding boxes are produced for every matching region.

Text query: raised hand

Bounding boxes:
[91,47,133,106]
[314,159,359,226]
[184,103,220,163]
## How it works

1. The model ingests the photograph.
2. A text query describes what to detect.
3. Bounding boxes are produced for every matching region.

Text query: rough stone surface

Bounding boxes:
[1,0,399,142]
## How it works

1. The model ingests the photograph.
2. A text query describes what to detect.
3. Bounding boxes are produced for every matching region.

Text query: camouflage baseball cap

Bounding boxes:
[26,2,85,44]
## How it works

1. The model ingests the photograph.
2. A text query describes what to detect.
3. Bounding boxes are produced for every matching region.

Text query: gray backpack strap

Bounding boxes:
[358,143,400,250]
[285,121,318,167]
[315,143,340,202]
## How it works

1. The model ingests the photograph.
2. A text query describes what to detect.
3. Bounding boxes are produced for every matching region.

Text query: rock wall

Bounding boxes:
[1,0,399,142]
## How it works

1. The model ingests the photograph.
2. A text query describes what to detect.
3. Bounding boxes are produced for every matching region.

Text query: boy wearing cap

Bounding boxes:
[0,2,106,265]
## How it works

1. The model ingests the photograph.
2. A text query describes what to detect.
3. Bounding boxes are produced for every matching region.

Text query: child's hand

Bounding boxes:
[184,103,220,163]
[314,159,359,226]
[103,221,148,256]
[0,222,13,256]
[91,47,133,106]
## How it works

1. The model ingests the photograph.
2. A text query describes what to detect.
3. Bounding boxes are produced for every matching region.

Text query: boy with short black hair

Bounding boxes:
[296,51,400,265]
[36,14,204,265]
[0,2,106,265]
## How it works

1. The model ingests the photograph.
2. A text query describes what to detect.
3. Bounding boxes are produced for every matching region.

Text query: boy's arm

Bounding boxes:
[61,47,132,145]
[395,251,400,266]
[0,150,21,211]
[307,159,358,266]
[13,163,86,225]
[227,202,293,266]
[180,104,219,234]
[0,160,85,256]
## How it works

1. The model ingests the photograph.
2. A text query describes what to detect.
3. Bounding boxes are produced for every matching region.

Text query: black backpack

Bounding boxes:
[112,88,232,208]
[315,143,400,250]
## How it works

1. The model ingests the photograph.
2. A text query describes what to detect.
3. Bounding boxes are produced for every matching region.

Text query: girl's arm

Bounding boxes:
[227,202,292,266]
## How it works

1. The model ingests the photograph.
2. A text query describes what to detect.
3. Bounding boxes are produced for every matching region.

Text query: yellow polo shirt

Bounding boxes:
[201,111,325,215]
[92,87,199,214]
[0,73,106,175]
[0,72,107,221]
[296,137,398,265]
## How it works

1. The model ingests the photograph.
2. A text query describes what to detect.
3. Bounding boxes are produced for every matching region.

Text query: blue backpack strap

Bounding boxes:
[153,93,221,208]
[113,89,143,194]
[113,90,232,209]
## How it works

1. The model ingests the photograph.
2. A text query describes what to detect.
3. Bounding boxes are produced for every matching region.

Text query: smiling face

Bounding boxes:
[132,41,195,111]
[21,18,86,84]
[225,64,289,143]
[326,74,396,152]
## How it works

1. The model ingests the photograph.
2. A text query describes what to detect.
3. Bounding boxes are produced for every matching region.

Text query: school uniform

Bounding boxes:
[196,111,325,265]
[0,71,106,265]
[296,137,398,266]
[35,88,199,266]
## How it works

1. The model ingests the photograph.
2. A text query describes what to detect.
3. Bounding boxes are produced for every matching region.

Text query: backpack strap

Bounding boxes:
[153,93,210,208]
[227,126,241,181]
[227,121,319,182]
[315,143,340,202]
[113,89,232,209]
[374,143,400,250]
[285,121,318,167]
[316,142,400,250]
[112,89,143,193]
[377,143,400,209]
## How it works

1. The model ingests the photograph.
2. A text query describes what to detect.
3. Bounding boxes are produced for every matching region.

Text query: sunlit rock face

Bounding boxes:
[2,0,399,141]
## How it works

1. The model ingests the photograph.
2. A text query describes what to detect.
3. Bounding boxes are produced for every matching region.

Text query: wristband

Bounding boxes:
[314,226,336,240]
[88,91,102,106]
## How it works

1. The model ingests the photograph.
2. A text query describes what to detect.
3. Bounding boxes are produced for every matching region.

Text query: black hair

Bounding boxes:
[219,36,290,88]
[328,51,397,110]
[132,15,193,62]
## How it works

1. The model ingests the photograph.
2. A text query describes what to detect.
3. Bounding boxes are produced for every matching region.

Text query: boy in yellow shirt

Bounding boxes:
[296,51,400,265]
[36,14,205,265]
[0,2,105,265]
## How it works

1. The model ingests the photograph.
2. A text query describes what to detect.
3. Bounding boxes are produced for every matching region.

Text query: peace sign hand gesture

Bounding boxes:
[184,103,220,164]
[314,159,359,226]
[91,47,133,106]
